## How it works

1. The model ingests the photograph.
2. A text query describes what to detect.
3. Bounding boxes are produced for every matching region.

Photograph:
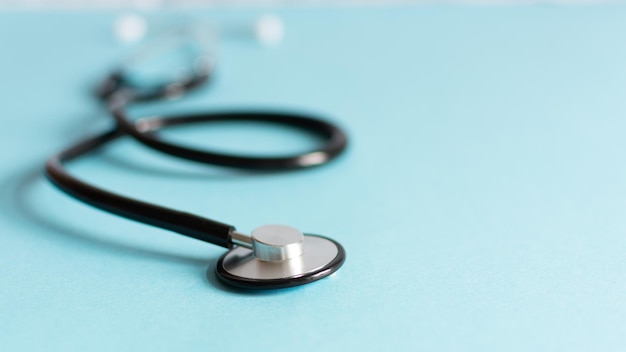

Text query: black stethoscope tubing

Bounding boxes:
[44,69,348,251]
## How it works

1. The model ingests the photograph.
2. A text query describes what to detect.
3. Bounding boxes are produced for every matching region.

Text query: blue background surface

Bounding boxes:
[2,7,626,351]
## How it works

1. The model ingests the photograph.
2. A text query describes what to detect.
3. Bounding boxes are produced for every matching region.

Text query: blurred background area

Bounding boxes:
[0,0,620,9]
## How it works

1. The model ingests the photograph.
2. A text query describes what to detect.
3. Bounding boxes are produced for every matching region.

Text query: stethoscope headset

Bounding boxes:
[44,29,347,290]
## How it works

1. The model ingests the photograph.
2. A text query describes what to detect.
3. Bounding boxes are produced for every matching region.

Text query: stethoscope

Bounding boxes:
[44,26,347,290]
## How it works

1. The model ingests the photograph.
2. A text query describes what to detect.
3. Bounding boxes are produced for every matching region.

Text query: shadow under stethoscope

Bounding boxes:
[1,161,300,296]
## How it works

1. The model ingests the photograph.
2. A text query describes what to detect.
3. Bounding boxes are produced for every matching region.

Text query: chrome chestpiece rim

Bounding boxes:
[217,225,346,289]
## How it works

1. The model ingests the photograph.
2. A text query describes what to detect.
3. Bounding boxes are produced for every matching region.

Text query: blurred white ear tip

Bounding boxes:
[254,14,285,46]
[114,13,148,45]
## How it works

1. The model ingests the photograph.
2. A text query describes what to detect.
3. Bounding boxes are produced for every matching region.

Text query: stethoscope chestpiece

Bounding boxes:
[216,225,345,289]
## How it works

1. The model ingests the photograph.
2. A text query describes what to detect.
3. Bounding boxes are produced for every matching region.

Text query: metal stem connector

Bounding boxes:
[230,231,253,249]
